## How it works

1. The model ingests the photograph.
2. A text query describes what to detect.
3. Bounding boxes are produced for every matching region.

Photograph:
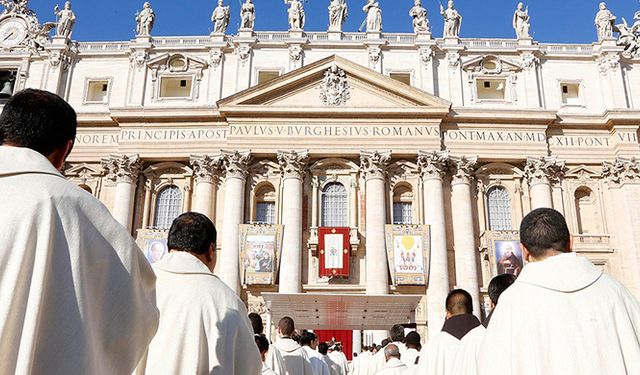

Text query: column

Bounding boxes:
[277,150,309,294]
[126,36,152,106]
[219,151,251,294]
[450,156,481,319]
[190,154,223,220]
[525,156,566,210]
[417,151,450,337]
[352,330,362,354]
[101,154,143,231]
[361,151,391,344]
[141,177,153,228]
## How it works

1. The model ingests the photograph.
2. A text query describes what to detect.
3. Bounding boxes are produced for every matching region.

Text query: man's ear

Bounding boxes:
[521,243,531,262]
[207,243,217,264]
[47,139,74,171]
[445,311,452,320]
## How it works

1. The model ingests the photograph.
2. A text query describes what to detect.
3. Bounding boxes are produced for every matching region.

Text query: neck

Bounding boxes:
[528,249,569,262]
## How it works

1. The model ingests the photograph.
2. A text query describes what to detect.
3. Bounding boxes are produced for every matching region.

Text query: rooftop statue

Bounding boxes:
[240,0,255,30]
[328,0,347,32]
[136,2,155,36]
[513,2,530,39]
[211,0,230,34]
[440,0,461,38]
[54,1,75,38]
[616,11,640,57]
[595,2,616,41]
[362,0,382,33]
[409,0,430,34]
[285,0,305,31]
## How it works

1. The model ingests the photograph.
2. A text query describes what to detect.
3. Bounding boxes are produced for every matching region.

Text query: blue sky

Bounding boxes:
[26,0,639,43]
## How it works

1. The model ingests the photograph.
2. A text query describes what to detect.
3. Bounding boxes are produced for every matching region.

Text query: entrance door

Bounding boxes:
[315,329,354,360]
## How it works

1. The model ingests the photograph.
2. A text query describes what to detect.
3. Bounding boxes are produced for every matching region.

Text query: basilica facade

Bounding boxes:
[2,1,640,349]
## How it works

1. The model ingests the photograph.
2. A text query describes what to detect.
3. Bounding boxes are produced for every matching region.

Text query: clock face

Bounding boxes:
[0,19,28,48]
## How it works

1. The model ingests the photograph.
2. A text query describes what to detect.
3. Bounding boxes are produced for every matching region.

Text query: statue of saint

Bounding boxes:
[328,0,347,32]
[409,0,430,34]
[136,2,155,36]
[513,2,530,39]
[285,0,305,30]
[211,0,230,34]
[240,0,255,30]
[440,0,461,38]
[595,2,616,41]
[362,0,382,33]
[54,1,76,38]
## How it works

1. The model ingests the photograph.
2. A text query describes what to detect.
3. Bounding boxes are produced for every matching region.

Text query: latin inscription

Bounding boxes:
[445,130,547,143]
[228,124,440,137]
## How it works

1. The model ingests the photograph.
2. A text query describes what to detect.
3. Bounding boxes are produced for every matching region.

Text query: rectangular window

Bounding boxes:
[257,70,280,85]
[255,202,276,224]
[389,72,412,86]
[393,202,413,225]
[0,70,17,103]
[561,83,580,105]
[477,79,506,100]
[85,80,110,104]
[159,76,193,99]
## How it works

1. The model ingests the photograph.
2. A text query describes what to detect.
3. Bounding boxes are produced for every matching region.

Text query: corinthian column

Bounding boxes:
[417,150,450,337]
[101,154,143,231]
[190,154,223,220]
[277,150,309,294]
[525,156,566,209]
[361,151,391,295]
[219,150,251,294]
[449,156,481,319]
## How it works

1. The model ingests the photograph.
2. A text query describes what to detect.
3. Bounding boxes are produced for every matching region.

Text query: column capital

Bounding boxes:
[417,150,449,181]
[190,154,224,184]
[360,150,391,181]
[449,156,478,185]
[525,156,566,186]
[602,157,640,185]
[222,150,252,180]
[101,154,142,184]
[277,150,309,180]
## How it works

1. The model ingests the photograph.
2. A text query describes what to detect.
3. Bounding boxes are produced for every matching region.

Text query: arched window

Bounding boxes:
[154,185,183,229]
[487,186,512,231]
[255,184,276,224]
[321,182,348,227]
[574,187,601,234]
[393,184,413,225]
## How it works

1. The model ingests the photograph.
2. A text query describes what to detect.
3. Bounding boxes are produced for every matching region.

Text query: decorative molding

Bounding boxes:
[520,53,539,71]
[449,155,478,185]
[360,150,391,180]
[234,44,252,65]
[524,156,566,186]
[368,46,381,65]
[417,150,449,181]
[222,150,252,179]
[209,48,225,68]
[446,51,460,69]
[288,44,304,62]
[277,150,309,180]
[602,157,640,185]
[419,46,434,64]
[148,53,208,100]
[101,154,143,184]
[319,63,351,106]
[190,154,224,184]
[129,50,149,70]
[596,54,620,75]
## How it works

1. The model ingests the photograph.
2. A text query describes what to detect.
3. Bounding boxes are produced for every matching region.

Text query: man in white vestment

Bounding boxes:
[320,343,343,375]
[137,212,262,374]
[372,324,407,372]
[416,289,481,375]
[273,316,316,375]
[301,331,330,375]
[0,89,159,375]
[402,331,421,367]
[478,208,640,375]
[374,344,407,375]
[351,346,371,375]
[250,312,287,375]
[329,345,350,374]
[256,335,280,375]
[452,273,516,375]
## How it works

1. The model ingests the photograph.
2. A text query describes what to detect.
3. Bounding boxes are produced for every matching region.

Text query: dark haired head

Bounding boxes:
[381,338,390,348]
[167,212,217,255]
[0,89,77,156]
[446,289,473,315]
[318,342,328,355]
[488,274,517,305]
[255,335,269,354]
[300,331,316,347]
[248,313,263,335]
[520,208,570,259]
[278,316,295,337]
[405,331,421,348]
[390,324,405,342]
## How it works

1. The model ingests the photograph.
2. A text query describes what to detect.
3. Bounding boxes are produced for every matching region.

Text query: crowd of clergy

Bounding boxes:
[2,89,640,374]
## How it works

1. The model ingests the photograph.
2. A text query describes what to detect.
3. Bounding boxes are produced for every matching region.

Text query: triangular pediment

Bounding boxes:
[218,55,451,117]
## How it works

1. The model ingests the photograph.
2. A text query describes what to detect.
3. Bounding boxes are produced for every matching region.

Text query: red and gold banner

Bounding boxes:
[318,227,350,277]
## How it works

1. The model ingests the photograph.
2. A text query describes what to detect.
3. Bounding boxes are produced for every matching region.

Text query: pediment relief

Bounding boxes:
[476,163,524,178]
[566,165,601,180]
[147,53,208,74]
[462,55,522,75]
[63,163,101,179]
[144,162,191,177]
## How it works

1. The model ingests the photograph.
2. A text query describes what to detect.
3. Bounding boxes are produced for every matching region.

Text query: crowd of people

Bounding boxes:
[2,89,640,374]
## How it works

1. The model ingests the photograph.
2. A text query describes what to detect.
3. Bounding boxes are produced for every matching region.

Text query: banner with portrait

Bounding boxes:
[486,231,524,277]
[318,227,351,277]
[239,224,284,285]
[384,225,431,286]
[135,229,169,265]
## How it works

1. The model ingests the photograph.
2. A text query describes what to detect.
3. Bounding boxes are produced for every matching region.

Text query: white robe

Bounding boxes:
[451,325,485,375]
[401,347,420,367]
[372,342,406,373]
[0,146,158,375]
[266,345,287,375]
[303,346,330,375]
[415,332,460,375]
[324,354,343,375]
[273,337,316,375]
[137,251,262,374]
[329,350,350,374]
[478,253,640,375]
[262,362,279,375]
[373,358,407,375]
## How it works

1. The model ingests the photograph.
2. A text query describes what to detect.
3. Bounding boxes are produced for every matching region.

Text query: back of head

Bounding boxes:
[404,331,421,348]
[381,338,390,347]
[520,208,570,259]
[318,342,328,355]
[0,89,77,156]
[300,331,316,347]
[278,316,295,337]
[255,334,269,354]
[248,312,263,335]
[446,288,473,316]
[488,273,517,305]
[384,344,400,360]
[390,324,405,342]
[168,212,216,255]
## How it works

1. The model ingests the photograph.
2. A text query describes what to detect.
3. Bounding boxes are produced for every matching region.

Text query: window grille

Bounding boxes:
[487,186,512,230]
[154,185,183,229]
[321,182,348,227]
[256,202,276,224]
[393,202,413,225]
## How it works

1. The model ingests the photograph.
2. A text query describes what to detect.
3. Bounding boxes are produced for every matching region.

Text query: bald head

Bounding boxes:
[446,289,473,316]
[384,344,400,361]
